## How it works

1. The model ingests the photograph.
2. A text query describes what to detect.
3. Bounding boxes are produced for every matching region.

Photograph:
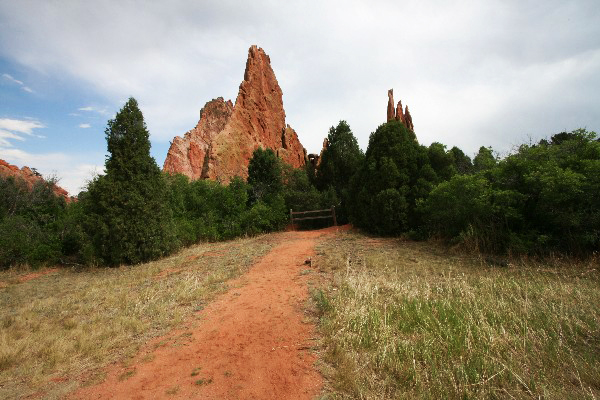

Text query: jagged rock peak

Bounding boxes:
[387,89,395,122]
[163,45,306,183]
[404,105,414,131]
[386,88,414,131]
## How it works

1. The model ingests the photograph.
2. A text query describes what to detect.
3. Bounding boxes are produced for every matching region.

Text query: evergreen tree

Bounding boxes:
[82,98,175,266]
[473,146,497,172]
[427,142,456,182]
[247,147,283,203]
[316,120,364,223]
[449,146,473,174]
[349,120,434,235]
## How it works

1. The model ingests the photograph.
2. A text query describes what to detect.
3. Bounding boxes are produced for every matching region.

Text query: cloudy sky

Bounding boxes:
[1,0,599,194]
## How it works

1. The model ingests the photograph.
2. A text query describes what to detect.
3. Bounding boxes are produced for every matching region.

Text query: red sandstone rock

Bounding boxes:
[0,159,71,200]
[404,105,414,131]
[387,89,395,122]
[396,100,405,125]
[307,138,329,170]
[163,46,306,183]
[386,88,414,132]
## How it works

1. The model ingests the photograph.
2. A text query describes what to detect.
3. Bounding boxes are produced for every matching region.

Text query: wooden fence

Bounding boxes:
[289,206,337,230]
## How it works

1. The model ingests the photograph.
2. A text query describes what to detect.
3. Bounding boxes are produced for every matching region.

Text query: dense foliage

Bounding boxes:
[0,177,68,268]
[348,121,443,235]
[421,129,600,255]
[345,121,598,256]
[2,102,597,269]
[315,121,364,223]
[80,98,176,266]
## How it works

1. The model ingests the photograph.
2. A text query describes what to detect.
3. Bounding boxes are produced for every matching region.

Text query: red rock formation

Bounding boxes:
[404,105,414,131]
[164,98,234,180]
[387,89,395,122]
[0,159,71,200]
[386,89,414,132]
[307,138,329,170]
[396,100,405,125]
[163,46,307,183]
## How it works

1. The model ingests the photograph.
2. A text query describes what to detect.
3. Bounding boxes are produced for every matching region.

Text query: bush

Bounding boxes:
[0,176,68,268]
[282,166,339,229]
[421,129,600,255]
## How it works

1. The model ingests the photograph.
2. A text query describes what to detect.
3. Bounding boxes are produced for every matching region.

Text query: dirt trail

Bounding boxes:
[71,228,339,399]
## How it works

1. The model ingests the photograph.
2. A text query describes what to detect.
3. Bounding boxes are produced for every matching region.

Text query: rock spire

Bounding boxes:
[386,89,414,131]
[163,45,306,183]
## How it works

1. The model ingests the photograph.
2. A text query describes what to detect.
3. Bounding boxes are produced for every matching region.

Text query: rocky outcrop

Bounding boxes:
[0,159,71,200]
[307,138,329,170]
[163,45,307,183]
[386,89,414,131]
[387,89,395,122]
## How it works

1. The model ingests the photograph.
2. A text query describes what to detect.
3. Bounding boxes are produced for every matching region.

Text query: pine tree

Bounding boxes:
[83,98,175,265]
[316,120,364,223]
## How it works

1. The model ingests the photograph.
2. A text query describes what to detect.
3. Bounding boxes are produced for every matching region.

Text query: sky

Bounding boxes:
[1,0,599,195]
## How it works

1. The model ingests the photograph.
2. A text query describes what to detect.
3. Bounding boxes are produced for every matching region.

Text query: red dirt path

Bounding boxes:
[70,228,342,399]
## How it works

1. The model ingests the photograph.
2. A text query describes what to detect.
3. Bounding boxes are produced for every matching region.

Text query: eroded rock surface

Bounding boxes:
[386,88,415,131]
[163,46,306,182]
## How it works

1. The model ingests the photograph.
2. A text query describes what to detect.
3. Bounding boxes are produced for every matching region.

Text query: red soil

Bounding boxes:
[19,268,59,283]
[69,227,344,399]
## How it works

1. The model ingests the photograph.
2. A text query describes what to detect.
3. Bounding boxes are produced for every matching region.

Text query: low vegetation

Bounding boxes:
[0,234,276,398]
[313,230,600,399]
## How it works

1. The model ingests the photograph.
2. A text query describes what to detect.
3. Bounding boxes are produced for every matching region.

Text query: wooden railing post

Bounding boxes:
[331,206,337,226]
[290,209,294,230]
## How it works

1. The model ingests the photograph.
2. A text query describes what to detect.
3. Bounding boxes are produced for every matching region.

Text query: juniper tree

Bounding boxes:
[83,98,175,266]
[316,121,364,223]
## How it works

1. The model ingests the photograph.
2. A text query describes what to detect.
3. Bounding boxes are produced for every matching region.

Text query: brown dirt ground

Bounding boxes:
[69,226,346,399]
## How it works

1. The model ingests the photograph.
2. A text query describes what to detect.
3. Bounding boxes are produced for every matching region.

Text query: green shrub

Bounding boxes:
[0,176,69,268]
[421,129,600,255]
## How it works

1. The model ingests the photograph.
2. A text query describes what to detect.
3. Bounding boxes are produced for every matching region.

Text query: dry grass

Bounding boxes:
[0,234,277,398]
[313,230,600,399]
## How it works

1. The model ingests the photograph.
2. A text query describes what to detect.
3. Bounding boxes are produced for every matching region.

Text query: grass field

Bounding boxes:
[2,228,598,399]
[0,234,277,399]
[313,230,600,399]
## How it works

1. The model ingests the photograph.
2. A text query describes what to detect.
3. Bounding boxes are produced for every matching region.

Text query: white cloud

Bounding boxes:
[0,118,44,135]
[0,0,598,164]
[0,129,26,147]
[2,73,23,85]
[0,129,26,142]
[2,72,34,93]
[78,106,109,115]
[0,118,45,147]
[79,123,91,128]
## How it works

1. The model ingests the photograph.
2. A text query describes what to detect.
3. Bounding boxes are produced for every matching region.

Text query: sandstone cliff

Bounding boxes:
[0,159,70,200]
[386,89,414,131]
[163,46,306,183]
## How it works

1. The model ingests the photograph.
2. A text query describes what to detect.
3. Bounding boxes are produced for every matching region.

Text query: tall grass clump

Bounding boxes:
[314,230,600,399]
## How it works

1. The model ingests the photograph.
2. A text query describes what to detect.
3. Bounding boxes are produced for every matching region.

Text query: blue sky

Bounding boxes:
[1,0,599,195]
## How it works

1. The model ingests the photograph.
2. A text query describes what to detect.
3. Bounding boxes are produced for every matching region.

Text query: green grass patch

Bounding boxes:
[314,230,600,399]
